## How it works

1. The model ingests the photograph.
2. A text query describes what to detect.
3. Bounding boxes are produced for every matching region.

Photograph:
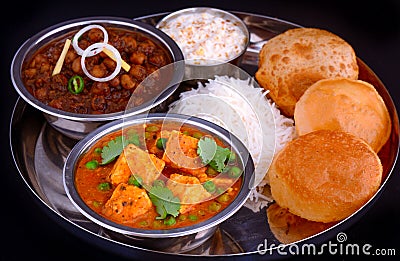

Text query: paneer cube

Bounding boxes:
[109,143,165,186]
[102,183,152,223]
[162,130,207,178]
[166,173,211,214]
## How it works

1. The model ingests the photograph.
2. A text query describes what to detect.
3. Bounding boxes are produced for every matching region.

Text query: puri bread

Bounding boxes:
[294,78,391,153]
[269,130,382,223]
[255,27,359,116]
[267,203,335,244]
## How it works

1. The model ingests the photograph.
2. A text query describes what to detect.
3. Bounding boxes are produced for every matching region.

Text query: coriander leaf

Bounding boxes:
[124,129,140,146]
[149,185,180,220]
[209,146,231,172]
[197,137,217,164]
[198,137,232,172]
[101,136,124,165]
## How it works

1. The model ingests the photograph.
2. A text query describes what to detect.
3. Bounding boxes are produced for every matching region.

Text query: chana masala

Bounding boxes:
[75,122,243,229]
[21,25,172,114]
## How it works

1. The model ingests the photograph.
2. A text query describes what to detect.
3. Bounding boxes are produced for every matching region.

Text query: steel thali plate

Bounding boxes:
[9,11,399,257]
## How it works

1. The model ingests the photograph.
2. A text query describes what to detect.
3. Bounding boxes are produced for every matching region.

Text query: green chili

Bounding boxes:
[68,75,84,94]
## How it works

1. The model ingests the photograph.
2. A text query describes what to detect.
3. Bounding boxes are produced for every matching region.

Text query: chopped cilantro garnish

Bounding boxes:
[209,146,231,172]
[101,136,124,165]
[124,129,140,146]
[149,185,180,220]
[197,137,217,164]
[100,132,141,165]
[197,137,231,172]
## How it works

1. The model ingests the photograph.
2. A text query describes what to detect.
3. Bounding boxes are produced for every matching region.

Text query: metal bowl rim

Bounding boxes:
[63,112,254,238]
[10,16,185,122]
[155,7,251,66]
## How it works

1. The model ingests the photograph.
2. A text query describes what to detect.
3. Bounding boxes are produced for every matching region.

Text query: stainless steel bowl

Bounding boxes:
[156,7,250,82]
[63,113,255,252]
[11,16,184,140]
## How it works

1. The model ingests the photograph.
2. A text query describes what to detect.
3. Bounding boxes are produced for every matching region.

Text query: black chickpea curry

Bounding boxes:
[75,122,244,229]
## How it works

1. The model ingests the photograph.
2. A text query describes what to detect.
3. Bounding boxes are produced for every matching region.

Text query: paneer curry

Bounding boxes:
[74,122,243,229]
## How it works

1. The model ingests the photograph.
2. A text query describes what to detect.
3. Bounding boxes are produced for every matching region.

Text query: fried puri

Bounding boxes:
[294,78,391,153]
[269,130,382,223]
[255,27,358,116]
[266,203,336,244]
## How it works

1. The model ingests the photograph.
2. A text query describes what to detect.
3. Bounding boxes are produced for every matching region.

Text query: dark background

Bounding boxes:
[2,0,399,260]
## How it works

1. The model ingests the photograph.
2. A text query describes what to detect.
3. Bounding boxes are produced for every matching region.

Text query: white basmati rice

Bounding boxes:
[168,75,296,212]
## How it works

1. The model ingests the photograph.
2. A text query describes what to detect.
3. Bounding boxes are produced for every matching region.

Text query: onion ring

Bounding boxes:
[72,25,109,57]
[81,42,122,82]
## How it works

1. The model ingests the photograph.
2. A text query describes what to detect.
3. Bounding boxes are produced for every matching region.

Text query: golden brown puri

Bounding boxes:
[268,130,382,223]
[255,27,358,117]
[266,203,336,244]
[294,78,391,153]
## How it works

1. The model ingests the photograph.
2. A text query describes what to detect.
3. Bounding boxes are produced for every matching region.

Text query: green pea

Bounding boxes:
[97,182,111,191]
[216,187,225,195]
[217,193,230,203]
[92,201,101,208]
[188,214,198,221]
[164,216,176,226]
[182,130,190,136]
[208,202,221,212]
[153,220,163,229]
[145,131,152,139]
[156,138,168,150]
[206,166,218,176]
[228,166,242,178]
[128,175,142,187]
[94,147,102,154]
[85,160,99,170]
[178,215,187,221]
[145,125,159,132]
[139,220,148,227]
[192,132,203,139]
[228,151,236,163]
[203,180,216,193]
[222,165,231,173]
